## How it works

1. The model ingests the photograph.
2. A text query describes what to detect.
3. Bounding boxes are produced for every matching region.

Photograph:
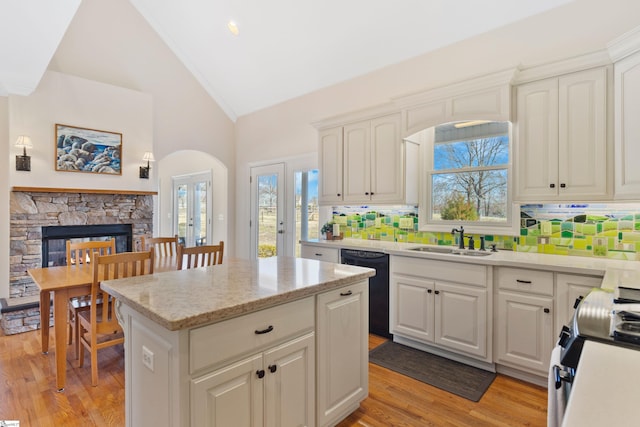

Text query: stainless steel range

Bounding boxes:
[550,286,640,426]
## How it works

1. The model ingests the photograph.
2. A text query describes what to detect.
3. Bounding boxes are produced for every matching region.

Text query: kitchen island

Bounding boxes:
[101,256,375,427]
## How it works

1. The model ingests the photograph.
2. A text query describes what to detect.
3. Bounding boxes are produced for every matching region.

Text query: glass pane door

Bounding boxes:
[294,169,319,257]
[251,163,285,258]
[173,172,211,247]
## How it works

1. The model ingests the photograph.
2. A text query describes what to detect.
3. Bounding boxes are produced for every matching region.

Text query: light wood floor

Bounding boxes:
[0,330,547,426]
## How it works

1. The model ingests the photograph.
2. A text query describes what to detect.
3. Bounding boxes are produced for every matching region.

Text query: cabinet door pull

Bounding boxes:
[365,192,369,195]
[560,183,566,188]
[268,364,277,373]
[315,253,323,256]
[516,279,532,284]
[337,193,341,197]
[550,183,556,188]
[254,325,274,335]
[427,289,432,294]
[256,369,265,379]
[340,291,353,296]
[434,290,440,295]
[544,308,551,314]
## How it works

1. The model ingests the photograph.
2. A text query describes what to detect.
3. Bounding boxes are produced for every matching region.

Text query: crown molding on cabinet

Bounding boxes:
[311,102,397,130]
[312,69,516,131]
[608,26,640,63]
[512,50,612,85]
[391,68,517,108]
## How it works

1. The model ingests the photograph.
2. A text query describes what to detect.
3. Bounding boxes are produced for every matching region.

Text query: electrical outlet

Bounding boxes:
[142,345,154,372]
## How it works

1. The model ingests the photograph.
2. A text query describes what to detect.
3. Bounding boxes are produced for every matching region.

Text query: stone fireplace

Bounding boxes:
[2,188,155,335]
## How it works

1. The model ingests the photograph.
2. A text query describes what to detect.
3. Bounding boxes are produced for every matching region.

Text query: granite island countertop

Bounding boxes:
[101,256,375,331]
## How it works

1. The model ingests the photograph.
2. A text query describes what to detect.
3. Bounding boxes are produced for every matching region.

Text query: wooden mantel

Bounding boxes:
[12,187,158,196]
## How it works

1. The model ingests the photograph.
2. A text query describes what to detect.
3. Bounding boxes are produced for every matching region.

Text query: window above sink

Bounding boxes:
[409,120,518,236]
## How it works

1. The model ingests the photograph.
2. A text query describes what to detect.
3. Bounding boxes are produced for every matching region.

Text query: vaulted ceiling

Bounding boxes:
[0,0,586,120]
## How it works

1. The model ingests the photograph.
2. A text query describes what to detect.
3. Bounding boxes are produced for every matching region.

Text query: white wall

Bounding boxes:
[47,0,236,253]
[233,0,640,259]
[9,71,153,192]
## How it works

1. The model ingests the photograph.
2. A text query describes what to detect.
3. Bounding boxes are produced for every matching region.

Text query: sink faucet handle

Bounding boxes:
[468,235,475,250]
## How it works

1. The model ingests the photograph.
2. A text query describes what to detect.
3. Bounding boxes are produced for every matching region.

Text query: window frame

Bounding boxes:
[417,122,519,235]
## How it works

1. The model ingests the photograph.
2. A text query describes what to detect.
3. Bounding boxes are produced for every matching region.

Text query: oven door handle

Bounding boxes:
[553,365,573,390]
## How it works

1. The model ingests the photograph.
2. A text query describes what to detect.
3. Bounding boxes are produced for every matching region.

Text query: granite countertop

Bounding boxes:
[303,238,640,277]
[101,256,375,331]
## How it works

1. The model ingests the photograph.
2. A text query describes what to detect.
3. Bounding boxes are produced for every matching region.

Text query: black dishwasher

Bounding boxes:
[340,249,391,339]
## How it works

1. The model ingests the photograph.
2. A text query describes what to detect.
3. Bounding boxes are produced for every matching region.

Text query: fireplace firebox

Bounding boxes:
[41,224,133,267]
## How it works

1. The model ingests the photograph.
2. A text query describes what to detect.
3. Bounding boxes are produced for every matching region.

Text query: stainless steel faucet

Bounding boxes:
[451,226,465,249]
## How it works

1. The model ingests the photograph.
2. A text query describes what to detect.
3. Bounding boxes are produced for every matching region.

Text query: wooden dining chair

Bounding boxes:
[78,248,155,386]
[177,241,224,270]
[66,239,116,358]
[141,235,179,257]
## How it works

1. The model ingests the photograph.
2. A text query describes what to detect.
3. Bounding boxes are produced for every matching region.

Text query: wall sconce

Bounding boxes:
[139,151,155,179]
[15,135,33,171]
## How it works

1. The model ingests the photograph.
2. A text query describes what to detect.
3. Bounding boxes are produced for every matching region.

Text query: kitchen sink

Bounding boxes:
[408,246,455,254]
[408,246,493,257]
[457,251,493,257]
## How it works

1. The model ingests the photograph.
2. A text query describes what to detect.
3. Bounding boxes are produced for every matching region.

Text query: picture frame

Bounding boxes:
[55,124,122,175]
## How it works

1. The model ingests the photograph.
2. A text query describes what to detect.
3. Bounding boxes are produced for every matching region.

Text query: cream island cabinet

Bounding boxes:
[101,257,374,427]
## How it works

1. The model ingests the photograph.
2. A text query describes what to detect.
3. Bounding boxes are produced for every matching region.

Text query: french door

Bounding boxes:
[251,163,285,258]
[173,171,212,247]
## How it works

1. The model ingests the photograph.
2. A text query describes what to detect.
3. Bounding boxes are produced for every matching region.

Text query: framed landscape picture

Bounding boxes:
[55,124,122,175]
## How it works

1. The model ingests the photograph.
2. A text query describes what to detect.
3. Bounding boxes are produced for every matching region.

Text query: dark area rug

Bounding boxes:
[369,341,496,402]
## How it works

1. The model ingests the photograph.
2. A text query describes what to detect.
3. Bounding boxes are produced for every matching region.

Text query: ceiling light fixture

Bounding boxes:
[227,20,239,36]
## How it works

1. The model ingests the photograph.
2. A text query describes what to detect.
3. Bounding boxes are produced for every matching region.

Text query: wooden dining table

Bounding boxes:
[28,256,178,391]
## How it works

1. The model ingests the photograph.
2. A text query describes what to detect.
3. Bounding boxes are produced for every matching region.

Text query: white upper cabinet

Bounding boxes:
[515,66,611,201]
[318,113,418,205]
[396,69,513,136]
[318,127,343,204]
[611,38,640,199]
[344,114,409,204]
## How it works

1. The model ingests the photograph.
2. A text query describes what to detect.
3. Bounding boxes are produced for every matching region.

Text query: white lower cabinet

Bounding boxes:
[390,256,490,361]
[300,244,340,264]
[555,273,603,334]
[495,267,554,376]
[191,332,315,427]
[316,281,369,427]
[495,268,604,378]
[435,282,487,357]
[496,291,554,375]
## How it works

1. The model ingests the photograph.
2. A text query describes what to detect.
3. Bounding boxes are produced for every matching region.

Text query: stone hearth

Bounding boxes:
[2,189,154,335]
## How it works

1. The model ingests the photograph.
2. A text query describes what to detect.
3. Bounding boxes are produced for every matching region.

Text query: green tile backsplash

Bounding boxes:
[330,203,640,261]
[518,203,640,261]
